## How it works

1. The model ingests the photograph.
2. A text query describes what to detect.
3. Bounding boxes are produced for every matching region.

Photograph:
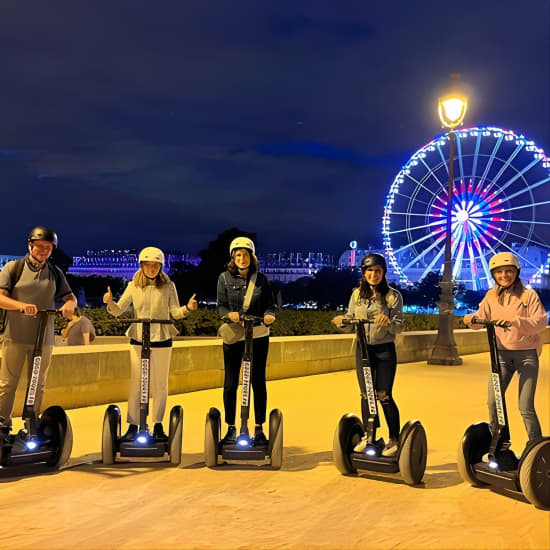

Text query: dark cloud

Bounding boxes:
[0,1,548,257]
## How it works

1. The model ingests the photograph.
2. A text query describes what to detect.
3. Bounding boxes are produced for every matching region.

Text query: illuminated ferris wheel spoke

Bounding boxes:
[503,175,550,202]
[402,233,446,271]
[418,245,446,282]
[478,135,504,189]
[383,126,549,288]
[488,157,541,202]
[484,143,524,196]
[393,230,438,255]
[435,142,449,176]
[496,199,550,214]
[405,173,438,199]
[419,157,447,195]
[388,219,445,235]
[472,238,494,283]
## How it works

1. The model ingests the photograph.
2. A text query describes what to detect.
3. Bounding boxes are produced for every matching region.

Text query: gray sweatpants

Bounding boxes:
[488,349,542,442]
[0,338,53,425]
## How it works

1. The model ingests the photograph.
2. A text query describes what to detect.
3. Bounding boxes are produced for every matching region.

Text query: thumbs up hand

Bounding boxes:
[187,293,198,311]
[103,286,114,304]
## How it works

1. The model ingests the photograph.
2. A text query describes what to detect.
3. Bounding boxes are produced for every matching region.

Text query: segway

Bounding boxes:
[333,317,427,485]
[204,314,283,469]
[0,309,73,469]
[101,318,183,466]
[457,318,550,508]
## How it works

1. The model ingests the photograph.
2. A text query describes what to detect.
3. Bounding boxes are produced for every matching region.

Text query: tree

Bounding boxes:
[196,227,257,299]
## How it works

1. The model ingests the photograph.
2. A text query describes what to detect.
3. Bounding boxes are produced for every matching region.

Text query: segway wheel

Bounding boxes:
[204,407,221,468]
[268,409,283,470]
[457,422,492,487]
[398,422,427,485]
[40,406,73,468]
[169,406,184,466]
[333,414,364,475]
[101,405,121,465]
[519,440,550,509]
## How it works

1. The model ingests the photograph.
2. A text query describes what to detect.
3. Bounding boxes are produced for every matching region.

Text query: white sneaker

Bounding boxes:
[353,436,367,453]
[381,439,398,457]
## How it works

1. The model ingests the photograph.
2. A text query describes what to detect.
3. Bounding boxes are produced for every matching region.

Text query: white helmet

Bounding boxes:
[489,252,520,273]
[139,246,165,266]
[229,237,255,257]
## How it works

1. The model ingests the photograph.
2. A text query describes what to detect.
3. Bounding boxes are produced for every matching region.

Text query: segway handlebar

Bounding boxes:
[221,314,265,326]
[18,308,60,315]
[341,317,375,326]
[471,318,511,330]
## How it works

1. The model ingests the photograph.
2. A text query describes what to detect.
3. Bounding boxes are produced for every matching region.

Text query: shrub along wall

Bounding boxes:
[56,308,469,337]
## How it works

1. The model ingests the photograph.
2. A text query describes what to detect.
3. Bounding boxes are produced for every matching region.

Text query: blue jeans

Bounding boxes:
[488,349,542,441]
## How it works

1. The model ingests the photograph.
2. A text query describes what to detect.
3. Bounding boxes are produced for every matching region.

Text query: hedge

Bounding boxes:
[56,308,467,337]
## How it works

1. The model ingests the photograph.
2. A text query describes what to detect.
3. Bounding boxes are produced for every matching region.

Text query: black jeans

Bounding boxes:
[355,341,400,439]
[222,336,269,425]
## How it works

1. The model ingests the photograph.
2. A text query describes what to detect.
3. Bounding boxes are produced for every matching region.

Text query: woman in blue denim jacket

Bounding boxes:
[216,237,276,446]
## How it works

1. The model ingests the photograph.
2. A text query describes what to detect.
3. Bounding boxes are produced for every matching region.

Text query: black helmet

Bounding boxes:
[361,253,387,274]
[28,226,58,248]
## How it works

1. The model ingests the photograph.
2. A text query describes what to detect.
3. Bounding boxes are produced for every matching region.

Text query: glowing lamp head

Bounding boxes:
[365,447,377,457]
[438,95,468,128]
[25,440,38,451]
[488,460,498,470]
[136,434,148,445]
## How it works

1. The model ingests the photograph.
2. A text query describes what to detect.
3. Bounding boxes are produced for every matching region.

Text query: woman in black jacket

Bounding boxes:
[217,237,276,446]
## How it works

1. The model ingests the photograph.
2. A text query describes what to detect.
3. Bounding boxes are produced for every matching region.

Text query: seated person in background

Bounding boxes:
[62,307,96,345]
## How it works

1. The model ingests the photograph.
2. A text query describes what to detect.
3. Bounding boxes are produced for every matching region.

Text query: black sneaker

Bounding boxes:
[153,423,168,442]
[220,425,237,445]
[122,424,138,442]
[253,430,268,447]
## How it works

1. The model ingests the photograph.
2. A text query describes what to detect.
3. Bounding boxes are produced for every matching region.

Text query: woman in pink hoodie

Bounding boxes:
[464,252,547,443]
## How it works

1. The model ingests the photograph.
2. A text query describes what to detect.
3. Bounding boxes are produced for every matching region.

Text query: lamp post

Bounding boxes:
[428,90,468,366]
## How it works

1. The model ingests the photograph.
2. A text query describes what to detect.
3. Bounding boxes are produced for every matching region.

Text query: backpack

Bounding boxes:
[0,258,63,334]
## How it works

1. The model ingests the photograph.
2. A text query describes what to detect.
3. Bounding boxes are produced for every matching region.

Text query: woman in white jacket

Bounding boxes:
[103,247,198,441]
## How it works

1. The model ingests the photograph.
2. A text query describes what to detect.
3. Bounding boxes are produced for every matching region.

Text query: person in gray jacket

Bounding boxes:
[103,246,198,441]
[332,253,404,456]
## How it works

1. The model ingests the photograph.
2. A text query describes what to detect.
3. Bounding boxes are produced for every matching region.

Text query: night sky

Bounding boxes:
[1,1,548,258]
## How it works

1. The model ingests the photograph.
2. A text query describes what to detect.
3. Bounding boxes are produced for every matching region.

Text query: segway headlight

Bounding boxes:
[365,446,377,457]
[25,440,38,451]
[136,434,148,445]
[488,460,498,470]
[236,435,250,448]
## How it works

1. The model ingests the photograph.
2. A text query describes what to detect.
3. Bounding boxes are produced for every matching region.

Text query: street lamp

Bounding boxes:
[428,85,468,366]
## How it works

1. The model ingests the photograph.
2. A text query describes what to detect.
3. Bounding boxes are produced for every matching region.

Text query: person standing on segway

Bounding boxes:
[463,252,547,445]
[332,253,404,457]
[217,237,276,447]
[0,227,76,438]
[103,247,198,442]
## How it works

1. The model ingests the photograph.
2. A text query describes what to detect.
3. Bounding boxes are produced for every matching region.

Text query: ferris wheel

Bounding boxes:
[382,126,550,290]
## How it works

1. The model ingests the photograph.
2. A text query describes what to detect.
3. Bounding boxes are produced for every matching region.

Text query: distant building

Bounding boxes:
[69,249,200,280]
[0,255,21,269]
[259,252,334,283]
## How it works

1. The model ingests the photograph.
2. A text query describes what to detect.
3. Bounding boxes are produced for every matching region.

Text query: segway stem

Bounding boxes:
[238,313,264,437]
[22,309,59,437]
[116,318,173,433]
[471,319,512,455]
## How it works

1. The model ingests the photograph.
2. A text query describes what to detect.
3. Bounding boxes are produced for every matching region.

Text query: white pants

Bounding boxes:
[127,345,172,425]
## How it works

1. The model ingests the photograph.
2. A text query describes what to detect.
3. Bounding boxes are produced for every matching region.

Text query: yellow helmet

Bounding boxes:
[229,237,255,257]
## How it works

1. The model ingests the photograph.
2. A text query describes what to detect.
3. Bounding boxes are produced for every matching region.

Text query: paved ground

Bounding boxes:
[1,347,549,550]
